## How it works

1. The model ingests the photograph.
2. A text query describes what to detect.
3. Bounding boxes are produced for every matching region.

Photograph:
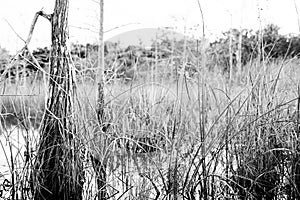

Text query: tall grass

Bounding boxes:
[1,53,300,199]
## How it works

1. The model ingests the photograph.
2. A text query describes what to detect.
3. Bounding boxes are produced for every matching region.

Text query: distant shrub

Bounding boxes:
[208,24,300,72]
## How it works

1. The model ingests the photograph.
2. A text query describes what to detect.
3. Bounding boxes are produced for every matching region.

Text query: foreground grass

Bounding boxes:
[0,58,300,199]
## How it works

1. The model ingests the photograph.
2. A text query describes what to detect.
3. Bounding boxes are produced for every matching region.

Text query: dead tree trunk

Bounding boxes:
[32,0,83,199]
[92,0,108,199]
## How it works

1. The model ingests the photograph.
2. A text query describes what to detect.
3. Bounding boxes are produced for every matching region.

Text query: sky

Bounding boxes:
[0,0,300,53]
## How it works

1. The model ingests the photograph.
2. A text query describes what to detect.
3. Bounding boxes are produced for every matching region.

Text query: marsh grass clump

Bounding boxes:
[225,61,300,199]
[3,60,299,199]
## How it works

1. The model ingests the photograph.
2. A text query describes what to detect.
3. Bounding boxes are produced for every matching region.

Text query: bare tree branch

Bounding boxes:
[1,10,52,81]
[25,10,51,46]
[5,10,51,48]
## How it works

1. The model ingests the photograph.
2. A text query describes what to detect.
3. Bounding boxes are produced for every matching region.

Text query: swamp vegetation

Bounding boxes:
[1,1,300,199]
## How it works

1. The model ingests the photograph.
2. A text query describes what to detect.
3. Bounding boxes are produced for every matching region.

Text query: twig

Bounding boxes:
[104,23,140,33]
[70,22,140,35]
[4,19,26,43]
[90,0,100,5]
[70,25,98,33]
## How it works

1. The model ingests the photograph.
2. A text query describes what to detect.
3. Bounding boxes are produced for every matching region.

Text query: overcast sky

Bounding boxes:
[0,0,299,53]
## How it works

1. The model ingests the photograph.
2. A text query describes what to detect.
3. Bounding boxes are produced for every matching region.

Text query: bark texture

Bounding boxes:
[32,0,83,199]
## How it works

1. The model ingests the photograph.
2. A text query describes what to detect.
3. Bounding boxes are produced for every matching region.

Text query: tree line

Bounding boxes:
[1,23,300,82]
